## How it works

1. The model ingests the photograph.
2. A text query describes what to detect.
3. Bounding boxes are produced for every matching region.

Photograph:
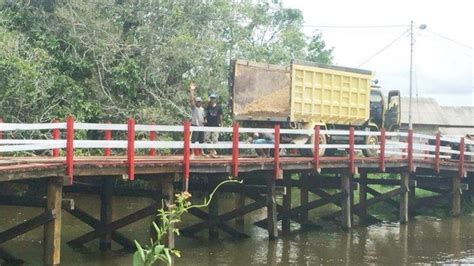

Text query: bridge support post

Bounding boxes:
[341,174,351,230]
[43,176,63,266]
[208,175,219,240]
[359,171,368,224]
[162,178,175,249]
[300,173,309,226]
[100,177,114,251]
[234,180,245,230]
[452,175,461,217]
[282,172,292,233]
[409,173,416,216]
[267,174,278,240]
[400,172,409,223]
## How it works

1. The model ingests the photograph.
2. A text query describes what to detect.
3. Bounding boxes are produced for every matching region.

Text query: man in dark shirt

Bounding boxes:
[204,93,223,158]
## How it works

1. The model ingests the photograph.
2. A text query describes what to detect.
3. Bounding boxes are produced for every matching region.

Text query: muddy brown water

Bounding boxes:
[1,193,474,265]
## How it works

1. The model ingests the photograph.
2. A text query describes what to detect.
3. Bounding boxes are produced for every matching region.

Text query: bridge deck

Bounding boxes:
[0,155,472,182]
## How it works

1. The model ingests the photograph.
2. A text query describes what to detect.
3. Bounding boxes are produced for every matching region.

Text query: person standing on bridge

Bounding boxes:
[189,82,206,157]
[204,93,223,158]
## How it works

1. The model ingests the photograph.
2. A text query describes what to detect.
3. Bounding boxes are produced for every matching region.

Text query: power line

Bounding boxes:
[426,29,472,50]
[357,29,409,67]
[303,24,409,29]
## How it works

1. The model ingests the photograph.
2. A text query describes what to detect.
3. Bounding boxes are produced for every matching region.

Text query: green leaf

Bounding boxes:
[134,240,146,262]
[133,251,145,266]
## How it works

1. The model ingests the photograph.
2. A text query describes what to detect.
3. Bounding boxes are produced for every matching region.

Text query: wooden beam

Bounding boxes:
[44,176,63,266]
[208,176,219,240]
[68,203,159,246]
[0,195,74,210]
[365,187,399,209]
[181,203,258,238]
[400,172,409,223]
[341,175,351,230]
[267,175,278,240]
[0,211,54,244]
[66,207,135,250]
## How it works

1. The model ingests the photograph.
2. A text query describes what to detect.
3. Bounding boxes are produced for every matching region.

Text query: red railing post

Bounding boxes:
[314,125,320,172]
[274,124,281,179]
[127,118,135,181]
[232,122,239,177]
[149,130,157,156]
[183,120,191,191]
[104,121,112,156]
[379,128,386,172]
[52,119,60,157]
[349,127,355,175]
[459,137,465,178]
[434,133,441,173]
[407,129,414,173]
[66,116,75,185]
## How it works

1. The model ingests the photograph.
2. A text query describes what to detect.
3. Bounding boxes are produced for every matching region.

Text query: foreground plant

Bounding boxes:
[133,179,242,266]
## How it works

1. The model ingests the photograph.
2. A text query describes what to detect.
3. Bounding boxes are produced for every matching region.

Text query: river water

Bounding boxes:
[1,193,474,265]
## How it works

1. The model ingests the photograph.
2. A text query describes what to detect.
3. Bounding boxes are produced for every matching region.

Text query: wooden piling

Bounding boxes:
[162,178,175,248]
[400,172,409,223]
[208,176,219,240]
[43,177,63,266]
[234,180,245,230]
[282,172,292,233]
[267,174,278,240]
[100,177,114,251]
[341,174,351,230]
[300,173,309,225]
[359,171,368,223]
[409,173,416,216]
[452,175,461,217]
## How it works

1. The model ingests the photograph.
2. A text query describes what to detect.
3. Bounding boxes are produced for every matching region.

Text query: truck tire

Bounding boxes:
[363,135,379,157]
[300,134,326,157]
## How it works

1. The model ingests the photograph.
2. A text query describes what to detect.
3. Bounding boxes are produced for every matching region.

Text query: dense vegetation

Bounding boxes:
[0,0,333,125]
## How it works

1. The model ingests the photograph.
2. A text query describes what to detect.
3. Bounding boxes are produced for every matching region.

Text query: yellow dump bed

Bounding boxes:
[290,61,373,125]
[231,60,373,126]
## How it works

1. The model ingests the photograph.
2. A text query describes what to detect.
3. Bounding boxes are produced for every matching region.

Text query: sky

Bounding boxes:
[283,0,473,106]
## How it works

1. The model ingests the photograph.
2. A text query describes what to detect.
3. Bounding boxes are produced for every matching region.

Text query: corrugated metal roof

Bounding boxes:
[400,97,474,127]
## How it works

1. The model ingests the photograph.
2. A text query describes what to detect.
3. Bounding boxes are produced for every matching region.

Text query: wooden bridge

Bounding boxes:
[1,117,473,265]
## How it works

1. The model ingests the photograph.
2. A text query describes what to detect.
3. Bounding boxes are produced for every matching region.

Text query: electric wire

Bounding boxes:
[426,29,472,50]
[357,29,409,67]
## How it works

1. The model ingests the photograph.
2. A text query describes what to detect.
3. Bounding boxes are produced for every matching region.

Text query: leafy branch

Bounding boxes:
[133,179,242,266]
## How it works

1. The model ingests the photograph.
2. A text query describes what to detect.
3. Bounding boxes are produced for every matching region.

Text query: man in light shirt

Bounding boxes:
[189,82,206,156]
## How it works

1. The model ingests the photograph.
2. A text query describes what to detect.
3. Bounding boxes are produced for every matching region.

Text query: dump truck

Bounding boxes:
[229,59,401,157]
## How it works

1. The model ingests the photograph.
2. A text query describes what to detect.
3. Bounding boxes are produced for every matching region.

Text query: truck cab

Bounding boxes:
[369,86,401,131]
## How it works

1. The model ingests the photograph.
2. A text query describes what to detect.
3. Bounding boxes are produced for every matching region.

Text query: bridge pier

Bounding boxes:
[44,176,63,266]
[341,174,352,230]
[99,176,114,251]
[358,171,368,224]
[267,174,278,240]
[282,172,292,233]
[452,175,461,217]
[400,172,409,223]
[300,173,309,226]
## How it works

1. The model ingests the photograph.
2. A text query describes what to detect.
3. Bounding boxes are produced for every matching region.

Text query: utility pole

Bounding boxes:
[409,20,414,130]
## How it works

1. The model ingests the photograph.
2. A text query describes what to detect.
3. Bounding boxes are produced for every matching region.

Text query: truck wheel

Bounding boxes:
[363,135,379,157]
[300,134,326,157]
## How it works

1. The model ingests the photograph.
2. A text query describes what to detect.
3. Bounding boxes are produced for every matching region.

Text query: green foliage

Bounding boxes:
[0,0,333,125]
[133,179,241,266]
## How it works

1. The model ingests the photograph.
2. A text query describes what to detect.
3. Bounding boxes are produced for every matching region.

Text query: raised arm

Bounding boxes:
[189,82,196,106]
